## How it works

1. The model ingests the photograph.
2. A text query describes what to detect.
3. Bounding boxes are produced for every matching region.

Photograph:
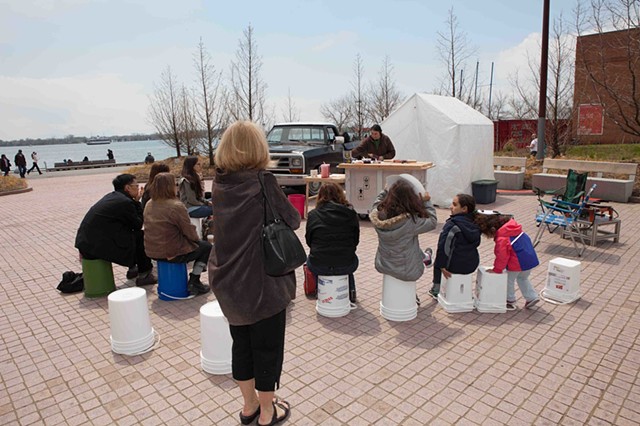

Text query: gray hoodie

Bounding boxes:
[369,190,438,281]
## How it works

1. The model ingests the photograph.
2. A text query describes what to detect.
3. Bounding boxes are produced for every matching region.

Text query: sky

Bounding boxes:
[0,0,580,141]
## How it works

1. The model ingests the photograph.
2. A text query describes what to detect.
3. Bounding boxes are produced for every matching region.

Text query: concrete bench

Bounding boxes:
[494,156,526,190]
[532,158,638,203]
[48,160,143,172]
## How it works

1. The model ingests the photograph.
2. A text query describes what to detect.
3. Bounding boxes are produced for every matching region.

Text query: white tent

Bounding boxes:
[381,93,495,207]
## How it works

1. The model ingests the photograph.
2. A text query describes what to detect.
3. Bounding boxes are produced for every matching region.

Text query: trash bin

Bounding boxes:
[472,179,499,204]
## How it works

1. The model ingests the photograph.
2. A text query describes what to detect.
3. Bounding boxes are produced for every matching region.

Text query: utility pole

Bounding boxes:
[537,0,550,160]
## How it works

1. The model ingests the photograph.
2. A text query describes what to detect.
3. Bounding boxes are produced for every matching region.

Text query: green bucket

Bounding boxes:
[82,259,116,298]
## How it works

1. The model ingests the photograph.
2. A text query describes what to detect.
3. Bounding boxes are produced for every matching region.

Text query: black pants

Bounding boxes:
[28,162,42,174]
[134,230,154,273]
[161,240,212,271]
[229,309,287,392]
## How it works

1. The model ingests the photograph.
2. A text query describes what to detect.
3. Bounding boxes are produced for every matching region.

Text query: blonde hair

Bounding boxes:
[215,121,270,172]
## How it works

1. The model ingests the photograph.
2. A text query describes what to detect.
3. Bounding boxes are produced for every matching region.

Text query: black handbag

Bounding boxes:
[258,172,306,276]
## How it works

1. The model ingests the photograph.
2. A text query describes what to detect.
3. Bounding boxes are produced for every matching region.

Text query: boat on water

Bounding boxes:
[86,136,112,145]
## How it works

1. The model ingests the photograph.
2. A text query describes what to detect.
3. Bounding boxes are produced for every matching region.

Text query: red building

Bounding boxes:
[573,28,640,144]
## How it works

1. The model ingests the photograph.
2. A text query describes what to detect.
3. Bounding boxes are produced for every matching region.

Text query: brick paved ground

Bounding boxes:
[0,171,638,425]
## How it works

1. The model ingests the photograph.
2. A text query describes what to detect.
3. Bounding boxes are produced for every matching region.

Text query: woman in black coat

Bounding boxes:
[305,183,360,303]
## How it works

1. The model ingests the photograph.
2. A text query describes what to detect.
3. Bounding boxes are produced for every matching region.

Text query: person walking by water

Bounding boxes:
[14,150,27,178]
[144,152,155,164]
[27,151,42,175]
[107,149,114,160]
[1,154,11,176]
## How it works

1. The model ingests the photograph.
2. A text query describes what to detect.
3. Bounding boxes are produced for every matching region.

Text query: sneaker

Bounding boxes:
[135,272,157,286]
[188,274,210,295]
[525,299,540,309]
[423,248,433,267]
[428,289,438,300]
[416,294,421,306]
[126,266,139,280]
[506,301,517,311]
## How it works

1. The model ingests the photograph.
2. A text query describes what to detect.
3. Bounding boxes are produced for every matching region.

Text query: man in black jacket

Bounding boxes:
[75,174,156,285]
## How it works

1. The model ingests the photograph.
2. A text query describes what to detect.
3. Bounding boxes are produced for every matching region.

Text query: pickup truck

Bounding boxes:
[266,122,359,194]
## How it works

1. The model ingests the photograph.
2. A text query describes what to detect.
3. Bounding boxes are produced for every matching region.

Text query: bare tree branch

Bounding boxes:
[148,66,183,157]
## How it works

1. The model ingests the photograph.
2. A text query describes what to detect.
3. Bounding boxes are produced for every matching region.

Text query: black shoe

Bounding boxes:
[126,266,139,280]
[188,274,210,295]
[136,273,157,286]
[428,289,438,300]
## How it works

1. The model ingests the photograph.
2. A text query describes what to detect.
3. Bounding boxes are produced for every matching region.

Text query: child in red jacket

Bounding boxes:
[475,212,540,310]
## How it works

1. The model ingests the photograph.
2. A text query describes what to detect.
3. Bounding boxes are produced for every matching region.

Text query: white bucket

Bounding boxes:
[200,301,232,374]
[438,272,475,313]
[474,266,507,313]
[108,288,156,355]
[316,275,355,318]
[380,274,417,322]
[542,258,581,303]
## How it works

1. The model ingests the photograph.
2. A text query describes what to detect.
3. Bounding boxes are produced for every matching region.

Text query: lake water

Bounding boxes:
[0,139,179,169]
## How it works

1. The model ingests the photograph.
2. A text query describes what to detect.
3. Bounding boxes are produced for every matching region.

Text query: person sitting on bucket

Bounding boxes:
[427,194,481,300]
[75,174,157,286]
[369,175,437,306]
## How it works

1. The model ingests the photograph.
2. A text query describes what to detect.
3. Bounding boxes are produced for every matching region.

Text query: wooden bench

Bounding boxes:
[494,156,526,190]
[532,159,638,203]
[47,159,143,172]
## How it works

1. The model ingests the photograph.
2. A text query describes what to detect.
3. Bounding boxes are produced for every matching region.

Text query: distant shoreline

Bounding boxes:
[0,138,157,148]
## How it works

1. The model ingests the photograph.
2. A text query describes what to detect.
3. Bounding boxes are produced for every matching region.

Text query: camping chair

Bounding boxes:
[533,184,597,257]
[534,168,588,211]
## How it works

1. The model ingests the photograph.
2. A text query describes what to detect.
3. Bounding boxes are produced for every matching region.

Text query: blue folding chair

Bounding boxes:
[533,184,597,257]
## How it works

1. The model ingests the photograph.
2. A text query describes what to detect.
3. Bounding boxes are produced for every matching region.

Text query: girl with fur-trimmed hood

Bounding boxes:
[369,177,437,283]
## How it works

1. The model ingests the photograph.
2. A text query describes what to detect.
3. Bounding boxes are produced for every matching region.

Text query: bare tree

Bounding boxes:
[510,16,574,156]
[281,88,300,122]
[194,38,227,165]
[351,53,366,138]
[320,95,354,132]
[148,66,182,157]
[574,0,640,138]
[436,7,475,100]
[179,85,200,156]
[367,55,403,123]
[229,24,268,124]
[488,91,508,120]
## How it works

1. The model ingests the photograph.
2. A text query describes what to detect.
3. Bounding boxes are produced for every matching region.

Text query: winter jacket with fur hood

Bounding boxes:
[369,189,437,281]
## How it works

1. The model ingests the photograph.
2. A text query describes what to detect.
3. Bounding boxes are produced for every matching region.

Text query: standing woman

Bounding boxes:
[179,156,213,218]
[209,121,298,426]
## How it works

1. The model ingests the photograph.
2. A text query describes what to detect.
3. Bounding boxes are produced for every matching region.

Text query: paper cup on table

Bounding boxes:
[310,169,318,177]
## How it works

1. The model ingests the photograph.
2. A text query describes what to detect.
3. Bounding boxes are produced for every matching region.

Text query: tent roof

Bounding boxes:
[389,93,493,127]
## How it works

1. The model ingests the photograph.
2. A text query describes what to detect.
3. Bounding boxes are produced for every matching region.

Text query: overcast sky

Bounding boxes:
[0,0,579,141]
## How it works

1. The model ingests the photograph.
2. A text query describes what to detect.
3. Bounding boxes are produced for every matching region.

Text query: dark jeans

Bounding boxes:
[17,165,26,178]
[430,267,443,293]
[306,257,358,294]
[187,205,213,218]
[161,240,212,271]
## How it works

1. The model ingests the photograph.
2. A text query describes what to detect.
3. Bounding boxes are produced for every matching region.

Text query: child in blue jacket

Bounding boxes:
[475,212,540,309]
[428,194,481,299]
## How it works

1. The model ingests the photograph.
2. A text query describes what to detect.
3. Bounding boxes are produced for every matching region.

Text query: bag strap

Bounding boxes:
[510,232,524,245]
[257,171,281,224]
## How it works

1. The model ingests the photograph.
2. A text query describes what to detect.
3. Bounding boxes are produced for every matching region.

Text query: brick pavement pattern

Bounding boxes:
[0,172,639,425]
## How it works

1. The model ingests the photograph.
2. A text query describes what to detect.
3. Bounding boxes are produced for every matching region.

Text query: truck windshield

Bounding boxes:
[267,127,326,145]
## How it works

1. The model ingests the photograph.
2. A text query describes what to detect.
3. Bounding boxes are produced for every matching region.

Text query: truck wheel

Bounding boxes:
[308,181,322,196]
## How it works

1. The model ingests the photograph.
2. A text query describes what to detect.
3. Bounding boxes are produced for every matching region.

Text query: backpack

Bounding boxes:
[509,232,539,271]
[57,271,84,293]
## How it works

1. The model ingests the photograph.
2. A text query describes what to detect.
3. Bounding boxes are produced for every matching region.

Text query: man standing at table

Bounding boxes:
[351,124,396,161]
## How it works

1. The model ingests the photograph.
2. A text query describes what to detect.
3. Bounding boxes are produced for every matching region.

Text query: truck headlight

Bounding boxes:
[291,158,302,167]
